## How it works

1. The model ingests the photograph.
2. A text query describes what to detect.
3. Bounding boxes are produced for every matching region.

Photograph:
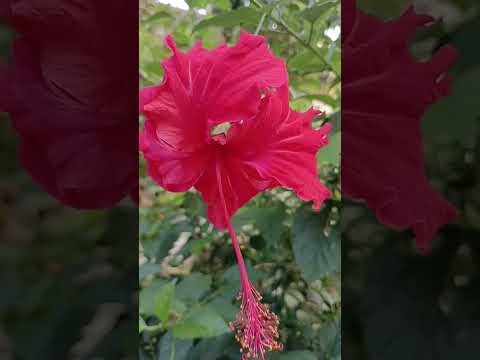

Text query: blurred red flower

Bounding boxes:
[342,0,458,252]
[0,1,137,208]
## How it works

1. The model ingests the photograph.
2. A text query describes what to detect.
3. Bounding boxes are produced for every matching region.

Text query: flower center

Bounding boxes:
[210,121,232,145]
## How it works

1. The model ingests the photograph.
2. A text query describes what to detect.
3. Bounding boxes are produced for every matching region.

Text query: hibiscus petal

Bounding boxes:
[139,85,162,112]
[140,113,211,193]
[142,84,204,150]
[161,32,288,127]
[195,154,274,229]
[195,90,332,227]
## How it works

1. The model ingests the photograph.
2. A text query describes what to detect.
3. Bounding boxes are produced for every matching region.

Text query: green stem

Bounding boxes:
[251,0,340,79]
[308,21,314,45]
[170,340,176,360]
[255,12,267,35]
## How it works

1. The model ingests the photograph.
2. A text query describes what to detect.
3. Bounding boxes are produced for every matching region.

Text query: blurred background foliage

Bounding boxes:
[139,0,341,359]
[343,0,480,359]
[0,21,137,360]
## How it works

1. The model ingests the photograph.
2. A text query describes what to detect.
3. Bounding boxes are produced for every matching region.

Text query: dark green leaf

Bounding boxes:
[173,307,230,339]
[289,51,327,73]
[139,263,162,282]
[175,272,212,302]
[140,279,168,315]
[139,316,147,334]
[318,129,340,165]
[143,11,172,27]
[422,66,480,147]
[157,331,192,360]
[194,7,263,32]
[292,208,341,281]
[268,350,317,360]
[299,1,336,23]
[155,282,176,323]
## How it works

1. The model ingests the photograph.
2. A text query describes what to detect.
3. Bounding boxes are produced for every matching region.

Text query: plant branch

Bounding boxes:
[251,0,340,79]
[255,12,267,35]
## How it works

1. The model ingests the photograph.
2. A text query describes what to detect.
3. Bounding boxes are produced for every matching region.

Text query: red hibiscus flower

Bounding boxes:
[342,0,458,253]
[140,32,332,359]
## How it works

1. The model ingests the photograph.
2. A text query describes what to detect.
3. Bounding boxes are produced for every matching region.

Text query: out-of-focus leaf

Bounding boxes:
[155,282,176,323]
[292,94,339,109]
[175,272,212,302]
[269,350,317,360]
[143,11,172,27]
[157,331,192,360]
[289,51,327,73]
[299,1,336,23]
[318,319,341,358]
[186,334,235,360]
[292,207,341,281]
[318,129,340,165]
[139,263,161,282]
[188,0,231,10]
[140,279,168,315]
[233,205,287,248]
[183,192,206,217]
[193,7,263,31]
[223,261,262,284]
[422,66,480,147]
[142,230,178,260]
[173,307,230,339]
[139,316,147,334]
[207,298,237,322]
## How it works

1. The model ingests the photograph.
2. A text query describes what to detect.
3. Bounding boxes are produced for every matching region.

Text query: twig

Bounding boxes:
[251,0,340,79]
[255,12,267,35]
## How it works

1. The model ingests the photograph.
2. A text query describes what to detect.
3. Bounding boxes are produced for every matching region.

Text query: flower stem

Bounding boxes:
[215,158,251,292]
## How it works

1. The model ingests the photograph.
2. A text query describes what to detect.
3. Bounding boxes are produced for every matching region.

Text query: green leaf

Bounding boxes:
[194,7,263,32]
[183,192,206,217]
[299,1,336,23]
[143,11,172,28]
[223,261,263,284]
[288,51,327,73]
[268,350,318,360]
[292,207,341,282]
[189,238,210,255]
[173,307,230,339]
[207,298,238,323]
[175,272,212,302]
[318,319,341,359]
[422,66,480,147]
[318,129,340,165]
[142,230,178,261]
[139,263,161,282]
[233,205,287,248]
[188,0,231,10]
[154,282,176,323]
[157,331,192,360]
[139,316,147,334]
[185,334,234,360]
[140,279,168,315]
[292,94,339,109]
[255,206,287,248]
